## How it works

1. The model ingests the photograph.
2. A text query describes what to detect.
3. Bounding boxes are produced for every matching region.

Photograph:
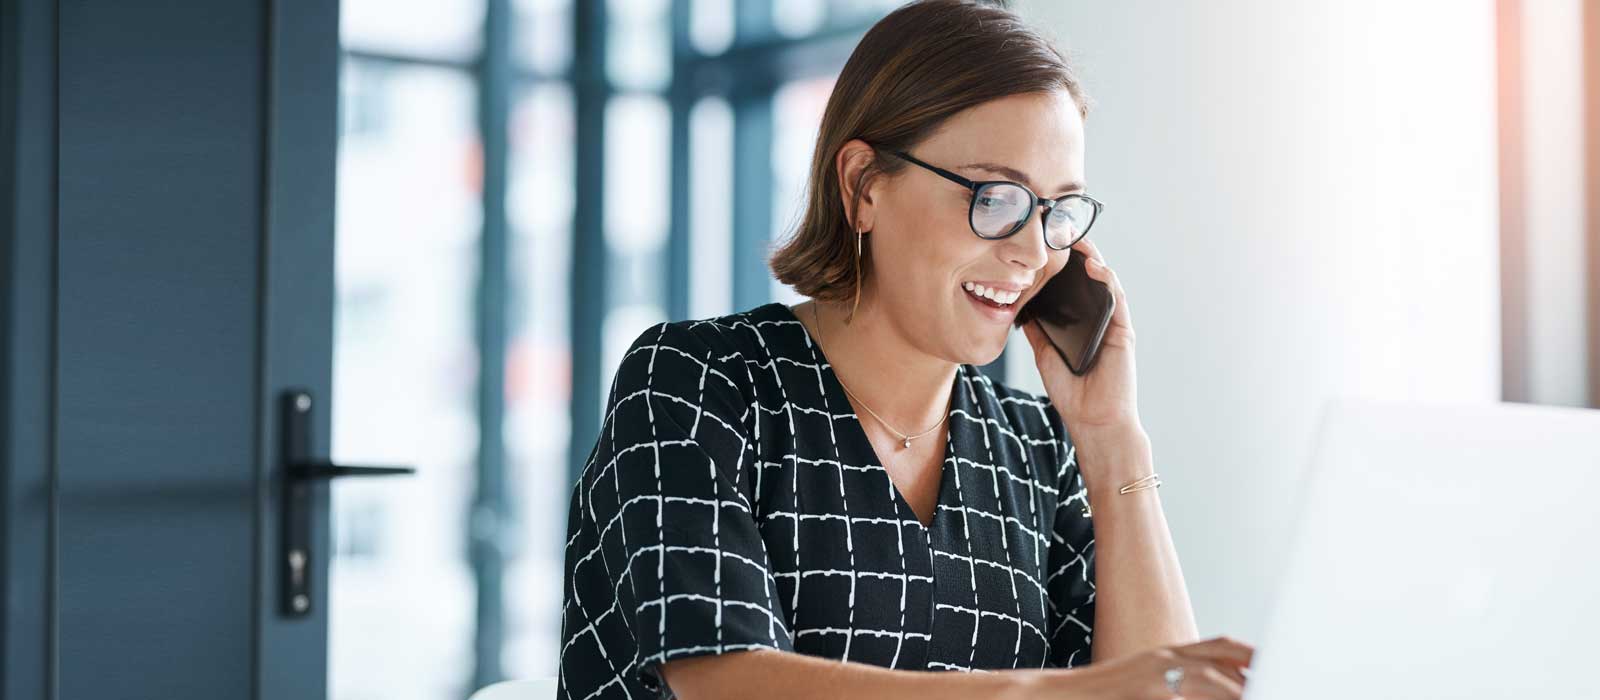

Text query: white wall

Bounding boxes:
[1008,0,1502,644]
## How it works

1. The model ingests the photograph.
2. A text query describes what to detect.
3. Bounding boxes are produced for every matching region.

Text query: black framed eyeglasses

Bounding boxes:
[890,150,1103,251]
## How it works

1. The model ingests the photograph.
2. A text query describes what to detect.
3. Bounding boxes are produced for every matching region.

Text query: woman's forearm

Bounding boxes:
[659,648,1080,700]
[1073,425,1199,662]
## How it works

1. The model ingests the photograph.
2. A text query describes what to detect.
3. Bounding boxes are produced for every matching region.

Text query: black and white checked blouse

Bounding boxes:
[558,301,1096,699]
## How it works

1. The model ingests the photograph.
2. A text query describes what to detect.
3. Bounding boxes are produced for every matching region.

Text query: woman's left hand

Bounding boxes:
[1021,238,1142,440]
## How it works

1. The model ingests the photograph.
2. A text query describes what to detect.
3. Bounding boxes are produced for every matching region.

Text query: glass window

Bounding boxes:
[331,4,908,698]
[689,0,735,56]
[826,0,906,28]
[689,96,734,320]
[601,92,672,415]
[774,0,827,37]
[515,0,573,75]
[604,94,671,255]
[342,0,485,61]
[330,61,482,700]
[606,0,672,91]
[770,76,836,305]
[502,80,576,679]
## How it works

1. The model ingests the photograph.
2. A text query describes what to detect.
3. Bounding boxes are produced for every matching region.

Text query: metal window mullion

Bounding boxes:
[728,1,774,311]
[343,46,558,82]
[679,24,865,92]
[469,0,512,691]
[567,0,610,492]
[730,89,773,310]
[343,47,477,73]
[666,0,692,322]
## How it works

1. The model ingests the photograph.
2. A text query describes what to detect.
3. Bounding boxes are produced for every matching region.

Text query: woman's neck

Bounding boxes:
[799,296,958,436]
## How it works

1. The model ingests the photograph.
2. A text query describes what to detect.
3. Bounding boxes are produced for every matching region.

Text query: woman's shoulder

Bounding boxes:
[626,300,789,355]
[614,302,799,395]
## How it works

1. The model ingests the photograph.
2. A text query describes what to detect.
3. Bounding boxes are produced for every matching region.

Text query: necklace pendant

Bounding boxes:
[902,437,911,448]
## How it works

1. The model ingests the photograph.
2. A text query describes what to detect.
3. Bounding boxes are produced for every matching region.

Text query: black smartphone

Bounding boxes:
[1013,247,1116,376]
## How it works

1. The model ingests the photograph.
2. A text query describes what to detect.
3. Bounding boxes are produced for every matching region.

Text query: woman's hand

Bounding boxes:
[1014,636,1255,700]
[1080,636,1254,700]
[1021,238,1141,439]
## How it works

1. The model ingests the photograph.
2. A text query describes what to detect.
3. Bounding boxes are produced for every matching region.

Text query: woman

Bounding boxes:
[557,1,1253,698]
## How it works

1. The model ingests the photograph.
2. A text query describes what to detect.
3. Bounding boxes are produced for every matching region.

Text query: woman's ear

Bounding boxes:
[835,138,880,232]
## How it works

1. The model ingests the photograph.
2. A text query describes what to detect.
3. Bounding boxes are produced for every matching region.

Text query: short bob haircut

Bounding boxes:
[767,0,1091,322]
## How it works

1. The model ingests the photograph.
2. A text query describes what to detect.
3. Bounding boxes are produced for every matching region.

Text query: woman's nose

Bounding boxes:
[1002,207,1053,270]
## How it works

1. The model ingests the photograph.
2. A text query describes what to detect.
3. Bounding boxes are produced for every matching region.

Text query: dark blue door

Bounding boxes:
[1,0,365,698]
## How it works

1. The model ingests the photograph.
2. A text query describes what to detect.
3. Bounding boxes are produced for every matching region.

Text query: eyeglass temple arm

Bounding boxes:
[891,150,977,190]
[893,148,1106,214]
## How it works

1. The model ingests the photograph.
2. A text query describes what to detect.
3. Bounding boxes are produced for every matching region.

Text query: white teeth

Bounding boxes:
[963,283,1018,306]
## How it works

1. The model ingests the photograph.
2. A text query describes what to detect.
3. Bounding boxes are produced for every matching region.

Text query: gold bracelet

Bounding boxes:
[1117,473,1162,494]
[1082,473,1162,517]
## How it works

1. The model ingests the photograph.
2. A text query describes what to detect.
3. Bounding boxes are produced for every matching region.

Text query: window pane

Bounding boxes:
[774,0,826,37]
[502,81,575,679]
[825,0,903,28]
[604,94,671,253]
[689,96,734,320]
[606,0,672,91]
[770,76,835,305]
[515,0,573,75]
[330,59,481,700]
[601,92,671,418]
[689,0,735,56]
[342,0,484,61]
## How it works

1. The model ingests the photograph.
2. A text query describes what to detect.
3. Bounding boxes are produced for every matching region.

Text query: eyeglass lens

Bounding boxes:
[971,182,1095,248]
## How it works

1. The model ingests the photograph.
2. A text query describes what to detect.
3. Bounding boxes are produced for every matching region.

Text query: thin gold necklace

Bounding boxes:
[811,301,949,449]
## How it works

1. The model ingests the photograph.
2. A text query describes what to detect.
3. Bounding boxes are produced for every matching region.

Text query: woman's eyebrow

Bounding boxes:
[959,161,1085,195]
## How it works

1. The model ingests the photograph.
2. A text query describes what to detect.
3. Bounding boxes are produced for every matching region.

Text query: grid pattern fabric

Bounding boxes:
[557,302,1096,699]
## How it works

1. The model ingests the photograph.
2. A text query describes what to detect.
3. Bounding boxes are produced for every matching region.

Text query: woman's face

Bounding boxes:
[857,90,1087,366]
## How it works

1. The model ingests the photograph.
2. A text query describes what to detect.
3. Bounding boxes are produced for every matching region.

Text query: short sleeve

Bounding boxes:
[1042,402,1096,667]
[566,321,795,698]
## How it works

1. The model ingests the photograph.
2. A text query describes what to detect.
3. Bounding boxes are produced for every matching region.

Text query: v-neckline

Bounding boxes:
[774,302,964,532]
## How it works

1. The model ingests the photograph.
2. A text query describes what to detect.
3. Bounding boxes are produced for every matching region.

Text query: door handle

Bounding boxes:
[279,388,416,618]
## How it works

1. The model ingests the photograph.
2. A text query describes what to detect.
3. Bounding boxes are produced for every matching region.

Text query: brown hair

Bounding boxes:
[767,0,1091,321]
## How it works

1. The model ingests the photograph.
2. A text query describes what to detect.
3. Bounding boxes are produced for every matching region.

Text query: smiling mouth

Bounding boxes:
[962,282,1021,309]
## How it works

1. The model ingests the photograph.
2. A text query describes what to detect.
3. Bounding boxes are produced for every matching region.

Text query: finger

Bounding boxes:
[1166,654,1246,690]
[1173,636,1255,669]
[1024,321,1066,374]
[1083,258,1124,309]
[1021,317,1041,347]
[1171,647,1251,686]
[1171,636,1254,671]
[1189,664,1245,700]
[1072,238,1107,265]
[1206,658,1248,687]
[1021,320,1044,355]
[1083,257,1133,330]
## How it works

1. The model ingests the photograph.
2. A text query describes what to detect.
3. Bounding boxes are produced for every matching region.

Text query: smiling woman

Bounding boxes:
[556,1,1252,699]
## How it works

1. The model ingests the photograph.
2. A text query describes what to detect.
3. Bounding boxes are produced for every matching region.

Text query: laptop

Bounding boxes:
[1244,398,1600,699]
